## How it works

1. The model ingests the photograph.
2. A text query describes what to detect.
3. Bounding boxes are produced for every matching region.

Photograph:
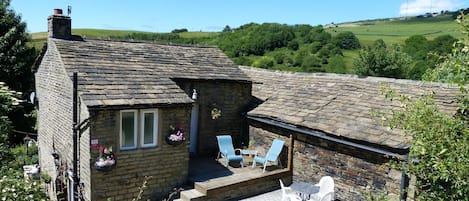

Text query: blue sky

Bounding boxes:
[10,0,469,33]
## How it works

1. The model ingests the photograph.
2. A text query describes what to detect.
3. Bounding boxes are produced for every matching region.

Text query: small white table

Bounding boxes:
[240,149,257,166]
[240,149,257,156]
[290,182,319,200]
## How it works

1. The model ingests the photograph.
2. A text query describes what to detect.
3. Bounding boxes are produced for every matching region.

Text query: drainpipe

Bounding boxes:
[72,72,79,200]
[67,170,75,201]
[400,154,409,201]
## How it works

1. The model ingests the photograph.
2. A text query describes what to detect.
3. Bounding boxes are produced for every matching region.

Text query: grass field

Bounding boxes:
[30,29,219,50]
[328,14,461,46]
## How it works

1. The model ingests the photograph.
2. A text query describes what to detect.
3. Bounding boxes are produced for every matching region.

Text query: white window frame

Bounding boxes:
[120,110,138,150]
[140,109,158,148]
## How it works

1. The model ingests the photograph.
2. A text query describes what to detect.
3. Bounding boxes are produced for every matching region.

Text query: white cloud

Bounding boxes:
[400,0,463,16]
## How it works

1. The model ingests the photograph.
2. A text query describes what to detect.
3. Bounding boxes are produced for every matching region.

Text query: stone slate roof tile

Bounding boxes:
[241,66,461,150]
[51,38,250,107]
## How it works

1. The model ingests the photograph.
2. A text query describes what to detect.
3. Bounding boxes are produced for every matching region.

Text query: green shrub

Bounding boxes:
[0,168,48,200]
[252,56,275,69]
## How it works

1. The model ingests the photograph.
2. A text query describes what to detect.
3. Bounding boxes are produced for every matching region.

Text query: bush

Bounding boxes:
[325,55,347,74]
[301,55,323,72]
[273,52,287,64]
[332,31,361,50]
[287,40,299,50]
[232,57,252,66]
[0,169,48,200]
[252,56,275,68]
[354,39,411,78]
[171,28,188,33]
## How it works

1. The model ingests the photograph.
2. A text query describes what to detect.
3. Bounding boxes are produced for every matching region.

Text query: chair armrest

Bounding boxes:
[235,148,242,155]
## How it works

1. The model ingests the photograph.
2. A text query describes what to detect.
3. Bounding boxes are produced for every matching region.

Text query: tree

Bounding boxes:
[304,25,331,45]
[423,13,469,85]
[402,34,457,80]
[222,25,232,32]
[403,35,429,59]
[0,82,17,165]
[331,31,361,50]
[429,35,457,55]
[325,55,346,74]
[171,28,188,33]
[287,40,299,50]
[380,88,468,201]
[0,0,36,94]
[216,23,295,56]
[0,1,37,143]
[252,56,275,69]
[301,55,322,72]
[354,39,411,78]
[380,13,469,201]
[293,48,309,67]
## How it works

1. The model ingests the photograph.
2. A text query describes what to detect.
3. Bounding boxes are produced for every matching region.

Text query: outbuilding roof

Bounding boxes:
[241,66,460,151]
[50,38,251,108]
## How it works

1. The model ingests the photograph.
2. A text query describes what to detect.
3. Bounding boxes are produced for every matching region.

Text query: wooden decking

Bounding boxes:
[176,157,292,201]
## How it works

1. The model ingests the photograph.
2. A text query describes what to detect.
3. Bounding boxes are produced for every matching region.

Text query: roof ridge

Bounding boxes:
[52,37,217,48]
[239,65,459,88]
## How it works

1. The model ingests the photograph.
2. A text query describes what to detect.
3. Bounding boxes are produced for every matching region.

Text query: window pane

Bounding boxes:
[143,112,154,145]
[121,111,135,148]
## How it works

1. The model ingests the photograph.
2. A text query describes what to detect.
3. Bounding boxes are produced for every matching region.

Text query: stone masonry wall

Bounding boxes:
[176,80,252,156]
[249,121,402,201]
[79,99,91,201]
[89,106,191,201]
[36,40,74,200]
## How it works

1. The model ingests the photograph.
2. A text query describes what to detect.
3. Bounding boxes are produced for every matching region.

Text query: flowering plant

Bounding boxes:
[166,124,186,145]
[95,146,115,171]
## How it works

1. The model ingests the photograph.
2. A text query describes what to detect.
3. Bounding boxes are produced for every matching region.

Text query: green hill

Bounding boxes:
[30,13,462,76]
[329,14,461,46]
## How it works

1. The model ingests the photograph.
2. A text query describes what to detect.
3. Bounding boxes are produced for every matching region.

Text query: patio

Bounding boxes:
[176,156,292,201]
[173,135,295,201]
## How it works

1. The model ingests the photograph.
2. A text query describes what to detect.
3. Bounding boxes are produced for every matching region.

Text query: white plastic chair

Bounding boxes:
[319,192,334,201]
[279,179,302,201]
[308,176,334,201]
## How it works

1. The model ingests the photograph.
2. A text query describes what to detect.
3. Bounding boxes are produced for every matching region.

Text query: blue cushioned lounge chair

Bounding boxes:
[252,139,285,172]
[216,135,244,167]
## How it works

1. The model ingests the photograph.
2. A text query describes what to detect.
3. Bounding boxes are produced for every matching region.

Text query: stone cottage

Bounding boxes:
[36,9,463,201]
[240,66,460,200]
[35,10,251,200]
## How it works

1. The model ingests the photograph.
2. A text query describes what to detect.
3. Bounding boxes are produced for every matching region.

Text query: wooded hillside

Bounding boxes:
[30,10,465,79]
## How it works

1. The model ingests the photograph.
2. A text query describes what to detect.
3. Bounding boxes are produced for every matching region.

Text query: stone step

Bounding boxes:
[179,189,205,201]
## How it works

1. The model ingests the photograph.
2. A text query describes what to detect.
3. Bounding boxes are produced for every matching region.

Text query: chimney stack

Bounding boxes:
[48,9,71,39]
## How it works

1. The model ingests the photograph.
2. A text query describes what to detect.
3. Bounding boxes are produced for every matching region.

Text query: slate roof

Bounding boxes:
[240,66,460,151]
[51,38,251,108]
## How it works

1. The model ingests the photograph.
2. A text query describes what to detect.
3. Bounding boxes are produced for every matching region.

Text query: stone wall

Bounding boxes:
[176,80,252,156]
[249,121,403,201]
[79,99,91,201]
[36,40,74,200]
[89,107,191,201]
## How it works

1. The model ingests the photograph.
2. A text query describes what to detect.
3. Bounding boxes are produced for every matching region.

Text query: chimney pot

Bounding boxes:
[53,9,63,15]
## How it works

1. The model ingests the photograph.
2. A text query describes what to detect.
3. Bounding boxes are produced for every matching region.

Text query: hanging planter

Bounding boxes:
[165,124,186,146]
[211,107,222,120]
[95,146,116,172]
